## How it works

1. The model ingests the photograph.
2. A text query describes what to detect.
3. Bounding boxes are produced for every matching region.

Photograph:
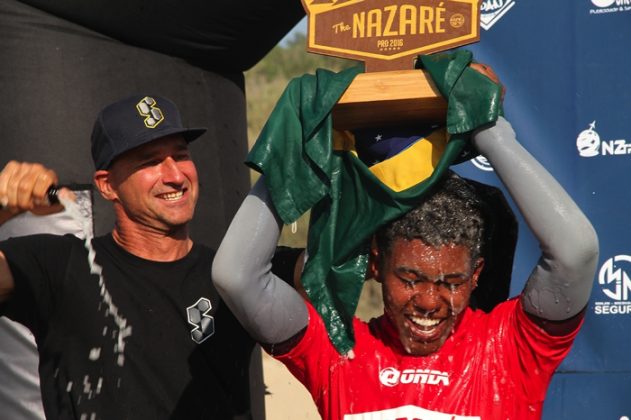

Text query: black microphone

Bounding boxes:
[46,185,60,205]
[0,185,58,209]
[1,184,93,210]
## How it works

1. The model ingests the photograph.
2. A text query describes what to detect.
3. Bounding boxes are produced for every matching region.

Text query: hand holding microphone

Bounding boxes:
[0,161,68,217]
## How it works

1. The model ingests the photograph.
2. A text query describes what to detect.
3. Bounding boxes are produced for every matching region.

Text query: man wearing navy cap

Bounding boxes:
[0,95,255,419]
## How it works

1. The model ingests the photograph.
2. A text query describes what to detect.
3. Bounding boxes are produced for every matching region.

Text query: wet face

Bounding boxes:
[372,238,482,356]
[104,135,198,232]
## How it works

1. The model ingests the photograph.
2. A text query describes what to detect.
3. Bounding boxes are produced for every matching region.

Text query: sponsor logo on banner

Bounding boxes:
[343,404,480,420]
[589,0,631,15]
[379,367,449,387]
[480,0,516,30]
[594,255,631,315]
[471,155,494,172]
[576,121,631,158]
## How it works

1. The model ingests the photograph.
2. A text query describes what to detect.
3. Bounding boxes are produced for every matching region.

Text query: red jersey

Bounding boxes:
[274,298,581,420]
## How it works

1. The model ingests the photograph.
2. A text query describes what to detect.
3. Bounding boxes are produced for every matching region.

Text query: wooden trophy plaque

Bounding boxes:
[301,0,481,129]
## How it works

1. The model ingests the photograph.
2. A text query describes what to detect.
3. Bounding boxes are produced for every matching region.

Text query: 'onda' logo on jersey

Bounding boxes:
[379,367,450,387]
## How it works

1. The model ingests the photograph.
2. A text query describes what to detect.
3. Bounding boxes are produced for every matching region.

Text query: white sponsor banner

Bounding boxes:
[343,404,480,420]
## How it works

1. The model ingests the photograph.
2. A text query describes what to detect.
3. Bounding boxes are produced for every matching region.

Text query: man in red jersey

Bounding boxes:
[213,98,599,418]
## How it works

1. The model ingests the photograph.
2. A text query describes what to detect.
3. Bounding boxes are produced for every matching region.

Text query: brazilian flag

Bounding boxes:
[247,50,503,354]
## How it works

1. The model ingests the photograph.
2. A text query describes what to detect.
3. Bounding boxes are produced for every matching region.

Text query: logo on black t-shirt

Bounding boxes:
[187,297,215,343]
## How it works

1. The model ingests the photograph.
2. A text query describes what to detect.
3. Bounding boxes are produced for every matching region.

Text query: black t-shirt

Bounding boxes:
[0,234,254,419]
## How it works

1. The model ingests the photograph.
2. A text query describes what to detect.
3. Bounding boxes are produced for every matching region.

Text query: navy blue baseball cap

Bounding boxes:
[91,95,207,170]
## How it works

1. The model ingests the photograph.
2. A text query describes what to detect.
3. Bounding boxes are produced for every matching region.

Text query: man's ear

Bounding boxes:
[471,257,485,290]
[93,170,118,202]
[368,237,383,283]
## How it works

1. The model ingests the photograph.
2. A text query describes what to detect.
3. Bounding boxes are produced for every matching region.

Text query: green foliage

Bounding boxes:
[244,33,357,248]
[251,33,356,81]
[245,32,357,149]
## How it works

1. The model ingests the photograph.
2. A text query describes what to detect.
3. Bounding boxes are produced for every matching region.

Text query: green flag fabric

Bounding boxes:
[246,50,503,354]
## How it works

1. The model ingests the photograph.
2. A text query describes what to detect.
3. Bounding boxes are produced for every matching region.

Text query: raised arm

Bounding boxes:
[472,117,599,333]
[212,177,308,345]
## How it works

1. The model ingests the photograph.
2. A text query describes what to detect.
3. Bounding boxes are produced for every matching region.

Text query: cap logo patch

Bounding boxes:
[135,96,164,128]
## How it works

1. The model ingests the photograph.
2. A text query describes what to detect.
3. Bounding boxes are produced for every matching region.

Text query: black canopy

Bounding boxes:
[19,0,305,72]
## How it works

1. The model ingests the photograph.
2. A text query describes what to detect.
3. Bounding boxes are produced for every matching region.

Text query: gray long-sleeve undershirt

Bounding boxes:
[472,117,598,320]
[212,117,599,344]
[212,178,308,344]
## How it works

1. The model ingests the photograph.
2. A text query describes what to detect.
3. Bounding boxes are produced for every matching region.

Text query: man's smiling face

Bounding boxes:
[106,135,198,232]
[373,238,483,356]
